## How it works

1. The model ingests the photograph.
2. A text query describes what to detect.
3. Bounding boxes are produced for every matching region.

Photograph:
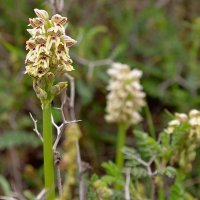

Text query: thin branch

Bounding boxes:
[56,166,62,196]
[64,72,87,200]
[0,197,18,200]
[36,189,46,200]
[51,114,61,133]
[64,73,76,120]
[130,155,157,198]
[131,155,149,167]
[49,0,64,14]
[71,53,114,79]
[52,112,81,151]
[75,141,86,200]
[65,73,75,109]
[130,155,157,177]
[63,119,82,126]
[51,106,81,198]
[71,53,113,67]
[124,168,131,200]
[29,113,43,142]
[54,151,62,196]
[10,193,26,200]
[148,156,156,165]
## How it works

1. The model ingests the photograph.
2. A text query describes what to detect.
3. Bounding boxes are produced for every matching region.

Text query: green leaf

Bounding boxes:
[79,25,107,57]
[23,190,35,200]
[171,123,190,148]
[134,130,161,159]
[0,175,11,195]
[122,147,141,167]
[122,146,140,158]
[160,131,170,146]
[102,161,121,177]
[101,161,124,188]
[131,167,148,178]
[0,131,41,150]
[109,44,126,59]
[169,182,184,200]
[76,79,94,105]
[165,166,176,178]
[101,175,118,185]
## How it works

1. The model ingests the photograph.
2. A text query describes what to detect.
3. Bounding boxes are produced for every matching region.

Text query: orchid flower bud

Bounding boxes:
[51,14,68,26]
[34,9,49,19]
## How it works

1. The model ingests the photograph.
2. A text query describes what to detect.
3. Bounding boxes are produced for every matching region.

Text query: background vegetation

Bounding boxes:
[1,0,200,199]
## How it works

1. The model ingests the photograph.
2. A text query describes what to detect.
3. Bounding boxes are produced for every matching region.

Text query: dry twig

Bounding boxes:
[36,189,46,200]
[29,113,43,142]
[124,168,131,200]
[64,72,87,200]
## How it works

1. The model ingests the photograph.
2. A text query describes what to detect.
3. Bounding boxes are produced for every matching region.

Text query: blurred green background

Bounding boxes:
[1,0,200,197]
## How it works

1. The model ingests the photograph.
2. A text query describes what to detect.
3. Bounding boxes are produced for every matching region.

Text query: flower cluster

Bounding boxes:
[25,9,76,103]
[164,109,200,171]
[105,63,146,125]
[164,113,188,134]
[165,109,200,138]
[25,9,76,78]
[93,180,113,200]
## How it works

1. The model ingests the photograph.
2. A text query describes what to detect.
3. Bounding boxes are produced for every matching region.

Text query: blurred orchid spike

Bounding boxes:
[105,62,146,125]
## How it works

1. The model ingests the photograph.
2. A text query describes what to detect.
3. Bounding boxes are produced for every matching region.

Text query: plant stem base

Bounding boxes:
[43,102,55,200]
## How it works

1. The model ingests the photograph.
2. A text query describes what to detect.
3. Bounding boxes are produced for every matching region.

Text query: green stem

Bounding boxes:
[116,123,128,169]
[154,159,165,200]
[43,101,55,200]
[157,179,165,200]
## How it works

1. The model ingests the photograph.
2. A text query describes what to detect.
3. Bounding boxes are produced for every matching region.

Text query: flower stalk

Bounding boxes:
[43,101,55,200]
[116,123,128,169]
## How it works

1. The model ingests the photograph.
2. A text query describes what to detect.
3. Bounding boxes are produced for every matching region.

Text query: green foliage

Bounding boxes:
[131,167,148,179]
[121,122,198,199]
[76,79,95,106]
[23,190,36,200]
[163,166,177,178]
[0,175,11,195]
[122,146,141,165]
[0,131,41,150]
[134,130,161,160]
[122,147,149,179]
[101,161,124,187]
[78,26,108,58]
[169,182,184,200]
[87,175,99,200]
[88,162,124,200]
